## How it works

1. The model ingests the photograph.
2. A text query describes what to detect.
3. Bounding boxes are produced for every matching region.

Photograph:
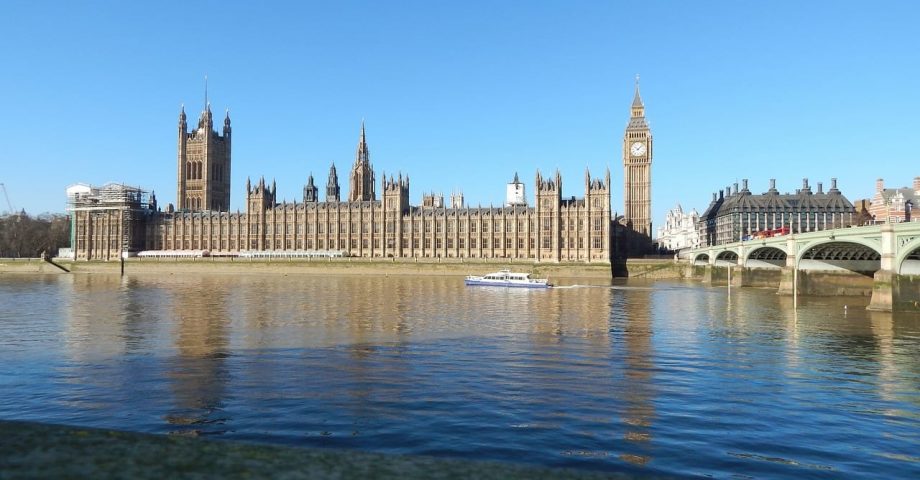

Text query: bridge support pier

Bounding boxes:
[868,271,895,312]
[777,267,795,296]
[729,266,743,288]
[867,224,920,312]
[869,271,920,312]
[699,264,713,284]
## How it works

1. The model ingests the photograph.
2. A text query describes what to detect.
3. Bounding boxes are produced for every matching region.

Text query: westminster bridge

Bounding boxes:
[680,222,920,312]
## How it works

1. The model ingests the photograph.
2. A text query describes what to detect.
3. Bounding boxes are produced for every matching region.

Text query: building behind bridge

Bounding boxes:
[869,177,918,224]
[697,178,856,247]
[655,204,700,251]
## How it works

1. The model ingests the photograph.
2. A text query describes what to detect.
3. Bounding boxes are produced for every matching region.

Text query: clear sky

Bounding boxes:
[1,0,917,227]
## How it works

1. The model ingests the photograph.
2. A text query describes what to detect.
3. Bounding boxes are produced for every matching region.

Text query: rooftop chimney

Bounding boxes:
[802,178,809,190]
[712,192,717,202]
[733,182,739,194]
[877,178,884,192]
[742,179,749,191]
[831,177,838,191]
[719,189,724,200]
[914,176,920,192]
[817,182,823,194]
[769,178,776,191]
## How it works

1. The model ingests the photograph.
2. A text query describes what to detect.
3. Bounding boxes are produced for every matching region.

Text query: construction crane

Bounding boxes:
[0,183,14,215]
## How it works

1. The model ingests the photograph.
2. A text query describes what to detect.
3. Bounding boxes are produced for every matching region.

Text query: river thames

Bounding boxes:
[1,273,918,477]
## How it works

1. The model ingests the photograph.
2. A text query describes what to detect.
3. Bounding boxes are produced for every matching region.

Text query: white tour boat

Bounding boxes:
[464,269,551,288]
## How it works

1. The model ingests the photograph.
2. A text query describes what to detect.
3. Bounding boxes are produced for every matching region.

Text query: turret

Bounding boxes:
[198,103,213,131]
[326,163,340,202]
[383,171,410,213]
[223,109,231,137]
[304,174,318,203]
[247,176,274,212]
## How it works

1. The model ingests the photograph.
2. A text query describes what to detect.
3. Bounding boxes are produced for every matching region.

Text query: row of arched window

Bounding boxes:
[185,162,225,181]
[186,161,203,180]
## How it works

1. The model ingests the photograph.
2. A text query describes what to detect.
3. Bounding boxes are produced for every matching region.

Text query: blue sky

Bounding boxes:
[1,1,917,227]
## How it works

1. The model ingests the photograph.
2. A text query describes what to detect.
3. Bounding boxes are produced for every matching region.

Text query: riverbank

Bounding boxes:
[0,420,634,479]
[0,257,688,280]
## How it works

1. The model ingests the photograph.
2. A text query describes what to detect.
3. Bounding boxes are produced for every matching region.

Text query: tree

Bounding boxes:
[0,212,71,258]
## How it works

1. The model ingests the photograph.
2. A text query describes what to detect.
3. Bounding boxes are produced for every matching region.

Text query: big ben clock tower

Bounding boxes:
[623,75,653,237]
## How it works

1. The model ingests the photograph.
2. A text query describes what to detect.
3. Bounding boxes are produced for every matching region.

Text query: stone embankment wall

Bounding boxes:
[2,257,619,279]
[1,257,697,280]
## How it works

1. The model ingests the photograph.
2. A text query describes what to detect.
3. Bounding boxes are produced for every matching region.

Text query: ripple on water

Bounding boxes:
[0,274,919,477]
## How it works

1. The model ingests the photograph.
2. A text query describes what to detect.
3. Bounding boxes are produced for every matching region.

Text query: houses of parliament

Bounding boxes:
[68,83,655,263]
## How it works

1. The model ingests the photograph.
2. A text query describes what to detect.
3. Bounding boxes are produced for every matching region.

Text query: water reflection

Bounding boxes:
[616,285,654,466]
[165,276,230,435]
[2,273,920,478]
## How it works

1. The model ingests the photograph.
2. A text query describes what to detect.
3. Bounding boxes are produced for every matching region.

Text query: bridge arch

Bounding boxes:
[797,240,881,275]
[715,250,739,266]
[896,237,920,275]
[744,246,787,269]
[693,253,710,265]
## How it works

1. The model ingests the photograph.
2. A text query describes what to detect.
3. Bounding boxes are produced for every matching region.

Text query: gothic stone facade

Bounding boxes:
[72,104,612,263]
[142,170,610,262]
[623,77,652,237]
[177,104,231,211]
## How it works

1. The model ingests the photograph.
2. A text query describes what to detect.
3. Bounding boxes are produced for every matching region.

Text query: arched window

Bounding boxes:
[186,162,192,179]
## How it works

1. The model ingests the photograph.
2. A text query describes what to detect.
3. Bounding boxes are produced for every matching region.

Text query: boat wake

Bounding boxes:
[551,284,609,289]
[551,284,657,290]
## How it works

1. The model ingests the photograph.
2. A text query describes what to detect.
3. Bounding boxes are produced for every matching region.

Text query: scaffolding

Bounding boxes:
[66,183,156,258]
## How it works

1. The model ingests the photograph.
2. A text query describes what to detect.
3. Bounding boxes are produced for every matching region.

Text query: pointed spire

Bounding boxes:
[354,120,370,167]
[327,162,341,202]
[632,74,643,108]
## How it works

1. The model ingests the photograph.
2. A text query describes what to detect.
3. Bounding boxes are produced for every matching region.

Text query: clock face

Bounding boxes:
[630,141,646,156]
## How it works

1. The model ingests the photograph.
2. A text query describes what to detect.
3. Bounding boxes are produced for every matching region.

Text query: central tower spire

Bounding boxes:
[349,120,375,201]
[631,74,645,117]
